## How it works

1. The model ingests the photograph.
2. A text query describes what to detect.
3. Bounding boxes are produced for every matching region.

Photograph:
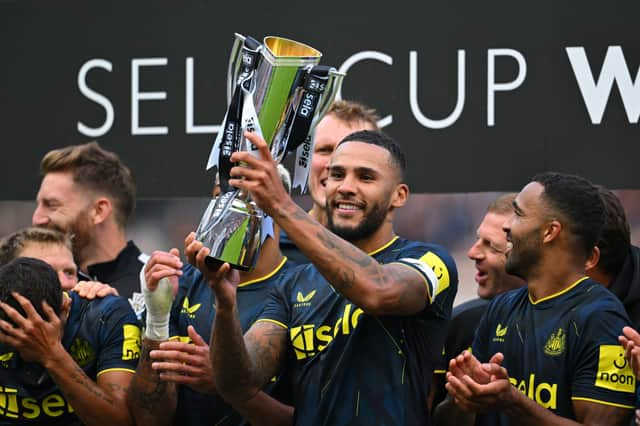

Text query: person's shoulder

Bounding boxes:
[573,278,629,319]
[84,294,137,320]
[483,287,528,317]
[393,238,458,290]
[274,261,317,293]
[396,238,456,267]
[452,297,491,319]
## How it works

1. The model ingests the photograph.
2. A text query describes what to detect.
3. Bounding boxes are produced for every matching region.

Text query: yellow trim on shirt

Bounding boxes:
[238,257,288,288]
[254,318,288,330]
[529,276,588,305]
[97,367,136,377]
[571,396,635,410]
[368,236,399,256]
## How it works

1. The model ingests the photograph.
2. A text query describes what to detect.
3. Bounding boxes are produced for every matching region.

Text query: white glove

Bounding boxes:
[140,266,174,341]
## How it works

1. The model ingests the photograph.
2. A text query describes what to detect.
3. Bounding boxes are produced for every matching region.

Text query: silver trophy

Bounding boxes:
[196,33,344,271]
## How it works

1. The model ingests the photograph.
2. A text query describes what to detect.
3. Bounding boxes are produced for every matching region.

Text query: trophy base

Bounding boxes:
[195,193,262,272]
[204,255,251,272]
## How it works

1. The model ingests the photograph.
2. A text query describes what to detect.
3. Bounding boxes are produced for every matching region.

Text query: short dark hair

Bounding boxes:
[487,193,517,215]
[0,258,62,325]
[596,186,631,278]
[338,130,406,181]
[40,142,136,228]
[532,172,604,258]
[0,227,72,266]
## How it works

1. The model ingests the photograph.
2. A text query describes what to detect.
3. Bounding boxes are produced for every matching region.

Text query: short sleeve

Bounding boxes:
[95,296,141,375]
[570,302,636,408]
[255,276,294,330]
[393,246,457,307]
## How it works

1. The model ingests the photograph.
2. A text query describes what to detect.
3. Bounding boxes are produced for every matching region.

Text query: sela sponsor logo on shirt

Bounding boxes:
[181,297,201,318]
[0,387,74,420]
[493,323,508,342]
[289,303,364,360]
[595,345,636,393]
[293,290,317,309]
[543,328,566,356]
[509,374,557,409]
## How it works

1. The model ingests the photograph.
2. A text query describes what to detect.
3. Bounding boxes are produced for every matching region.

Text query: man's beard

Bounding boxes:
[47,214,93,264]
[505,229,542,280]
[326,199,389,243]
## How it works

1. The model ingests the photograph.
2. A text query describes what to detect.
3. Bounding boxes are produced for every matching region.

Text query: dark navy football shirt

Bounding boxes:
[0,292,140,424]
[258,236,458,426]
[473,277,636,425]
[169,258,292,426]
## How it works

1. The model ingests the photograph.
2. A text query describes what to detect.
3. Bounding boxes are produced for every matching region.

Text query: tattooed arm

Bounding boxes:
[46,357,135,426]
[229,131,435,316]
[211,301,292,425]
[127,338,177,426]
[274,203,431,315]
[0,293,135,426]
[190,245,292,426]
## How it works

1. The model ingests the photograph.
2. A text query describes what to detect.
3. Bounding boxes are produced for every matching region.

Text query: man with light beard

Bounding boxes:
[32,142,146,309]
[446,172,635,425]
[200,130,457,425]
[433,194,525,423]
[280,100,379,264]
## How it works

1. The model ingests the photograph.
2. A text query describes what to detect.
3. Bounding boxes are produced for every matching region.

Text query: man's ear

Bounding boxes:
[542,219,562,244]
[585,246,601,272]
[391,183,409,209]
[60,293,72,320]
[91,197,112,225]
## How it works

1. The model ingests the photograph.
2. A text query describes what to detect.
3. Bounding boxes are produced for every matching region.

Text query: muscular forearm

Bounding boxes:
[433,395,476,426]
[235,391,294,426]
[44,346,133,426]
[127,338,177,426]
[503,390,579,426]
[272,199,419,314]
[211,303,261,402]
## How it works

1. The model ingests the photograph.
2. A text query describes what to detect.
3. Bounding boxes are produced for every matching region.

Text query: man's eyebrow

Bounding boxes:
[354,166,379,175]
[512,200,523,214]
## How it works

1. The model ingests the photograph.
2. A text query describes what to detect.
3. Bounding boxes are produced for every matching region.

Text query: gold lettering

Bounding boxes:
[535,382,557,409]
[21,398,40,419]
[528,373,535,399]
[0,387,19,419]
[351,308,363,329]
[316,325,333,351]
[342,304,352,334]
[42,394,65,417]
[333,319,342,337]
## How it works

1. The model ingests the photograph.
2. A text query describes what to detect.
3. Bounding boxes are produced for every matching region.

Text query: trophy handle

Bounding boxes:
[311,68,346,129]
[227,33,246,105]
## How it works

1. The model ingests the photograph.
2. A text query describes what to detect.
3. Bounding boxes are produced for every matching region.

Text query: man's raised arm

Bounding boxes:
[127,249,181,426]
[228,131,446,316]
[186,238,292,426]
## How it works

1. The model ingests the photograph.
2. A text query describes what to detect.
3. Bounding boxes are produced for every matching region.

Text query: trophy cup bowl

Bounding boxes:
[196,34,344,271]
